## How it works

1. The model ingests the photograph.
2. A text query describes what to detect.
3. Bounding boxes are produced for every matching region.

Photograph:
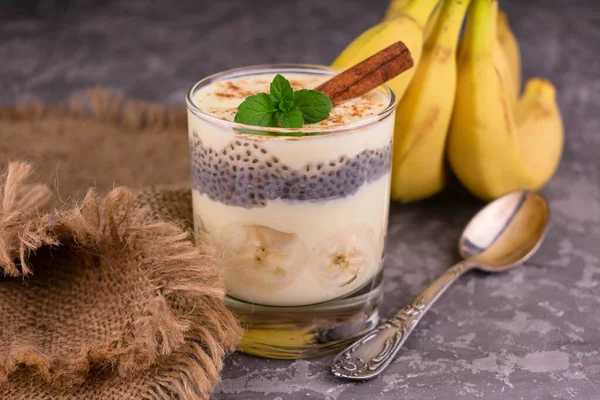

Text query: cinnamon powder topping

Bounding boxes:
[214,81,254,100]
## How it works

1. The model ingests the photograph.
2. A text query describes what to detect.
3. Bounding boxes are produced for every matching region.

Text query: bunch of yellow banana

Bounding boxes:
[331,0,564,202]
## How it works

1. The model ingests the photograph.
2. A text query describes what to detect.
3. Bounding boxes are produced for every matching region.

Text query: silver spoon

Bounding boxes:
[331,190,549,380]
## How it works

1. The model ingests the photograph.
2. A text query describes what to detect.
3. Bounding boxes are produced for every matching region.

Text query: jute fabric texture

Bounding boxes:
[0,89,243,399]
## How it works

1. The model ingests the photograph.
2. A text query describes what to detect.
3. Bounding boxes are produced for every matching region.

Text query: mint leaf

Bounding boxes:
[293,89,333,123]
[234,74,334,128]
[270,74,294,102]
[276,107,303,128]
[234,92,277,127]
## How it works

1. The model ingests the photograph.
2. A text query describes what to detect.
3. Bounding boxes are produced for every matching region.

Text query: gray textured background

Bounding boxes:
[1,0,599,399]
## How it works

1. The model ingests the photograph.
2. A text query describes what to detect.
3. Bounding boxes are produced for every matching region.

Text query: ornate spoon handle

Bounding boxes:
[331,261,474,380]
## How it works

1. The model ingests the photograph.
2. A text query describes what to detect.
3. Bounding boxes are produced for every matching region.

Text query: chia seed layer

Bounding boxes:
[190,131,391,208]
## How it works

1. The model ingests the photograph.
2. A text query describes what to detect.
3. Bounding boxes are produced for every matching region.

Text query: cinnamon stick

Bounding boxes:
[316,41,413,105]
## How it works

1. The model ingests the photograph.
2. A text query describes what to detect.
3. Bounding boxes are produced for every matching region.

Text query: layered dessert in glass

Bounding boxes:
[186,65,396,358]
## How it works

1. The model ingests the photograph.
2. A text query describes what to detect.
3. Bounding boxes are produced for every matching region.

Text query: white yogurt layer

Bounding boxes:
[188,71,394,307]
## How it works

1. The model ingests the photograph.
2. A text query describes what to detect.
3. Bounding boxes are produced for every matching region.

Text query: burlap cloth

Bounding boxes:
[0,88,244,399]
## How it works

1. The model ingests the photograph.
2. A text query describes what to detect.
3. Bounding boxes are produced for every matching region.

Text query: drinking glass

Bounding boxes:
[186,64,396,358]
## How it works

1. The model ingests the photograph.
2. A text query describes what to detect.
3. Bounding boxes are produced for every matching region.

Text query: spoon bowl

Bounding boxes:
[459,191,549,271]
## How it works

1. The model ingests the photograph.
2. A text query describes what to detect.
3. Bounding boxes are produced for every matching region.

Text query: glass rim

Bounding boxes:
[185,63,397,139]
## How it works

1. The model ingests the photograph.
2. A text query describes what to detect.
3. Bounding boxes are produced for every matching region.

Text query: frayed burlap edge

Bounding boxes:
[0,162,55,277]
[0,162,243,396]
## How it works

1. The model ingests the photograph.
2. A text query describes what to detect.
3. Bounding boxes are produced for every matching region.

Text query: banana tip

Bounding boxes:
[525,78,557,99]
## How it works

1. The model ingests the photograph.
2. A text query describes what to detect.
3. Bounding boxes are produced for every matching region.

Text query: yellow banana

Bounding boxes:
[457,5,517,104]
[391,0,471,202]
[497,10,522,97]
[383,0,442,42]
[514,78,564,188]
[332,0,439,100]
[447,0,564,201]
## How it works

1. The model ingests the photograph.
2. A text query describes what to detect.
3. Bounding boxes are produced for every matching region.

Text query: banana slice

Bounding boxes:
[218,223,307,291]
[311,223,379,292]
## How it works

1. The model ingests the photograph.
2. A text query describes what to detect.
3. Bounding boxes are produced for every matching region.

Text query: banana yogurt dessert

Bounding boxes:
[187,67,395,307]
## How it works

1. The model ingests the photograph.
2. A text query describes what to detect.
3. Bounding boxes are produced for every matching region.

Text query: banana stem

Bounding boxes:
[403,0,441,29]
[427,0,471,48]
[463,0,497,55]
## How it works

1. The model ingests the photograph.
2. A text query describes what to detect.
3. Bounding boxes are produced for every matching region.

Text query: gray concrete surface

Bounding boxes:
[1,0,599,399]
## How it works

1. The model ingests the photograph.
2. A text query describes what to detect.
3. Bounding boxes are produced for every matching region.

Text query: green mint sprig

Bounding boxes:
[234,74,332,128]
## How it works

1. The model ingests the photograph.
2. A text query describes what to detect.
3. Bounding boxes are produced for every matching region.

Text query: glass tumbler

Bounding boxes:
[186,64,396,359]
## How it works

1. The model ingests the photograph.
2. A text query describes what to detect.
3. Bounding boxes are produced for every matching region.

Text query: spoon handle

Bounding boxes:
[331,261,474,380]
